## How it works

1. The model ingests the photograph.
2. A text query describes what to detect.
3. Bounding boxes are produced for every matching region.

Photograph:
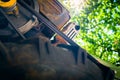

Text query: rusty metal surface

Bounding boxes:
[38,0,70,29]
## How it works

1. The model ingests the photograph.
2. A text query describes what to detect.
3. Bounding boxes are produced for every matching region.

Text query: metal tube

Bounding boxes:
[18,1,78,47]
[0,8,26,40]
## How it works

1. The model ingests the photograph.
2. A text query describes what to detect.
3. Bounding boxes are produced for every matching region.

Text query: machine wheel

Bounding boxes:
[0,36,104,80]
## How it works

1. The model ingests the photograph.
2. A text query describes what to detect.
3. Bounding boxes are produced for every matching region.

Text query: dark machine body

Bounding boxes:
[0,0,114,80]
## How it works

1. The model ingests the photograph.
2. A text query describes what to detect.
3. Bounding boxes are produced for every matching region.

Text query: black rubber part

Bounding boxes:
[0,37,104,80]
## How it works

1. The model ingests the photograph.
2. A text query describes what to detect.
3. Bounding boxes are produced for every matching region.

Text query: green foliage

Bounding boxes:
[73,0,120,66]
[59,0,120,66]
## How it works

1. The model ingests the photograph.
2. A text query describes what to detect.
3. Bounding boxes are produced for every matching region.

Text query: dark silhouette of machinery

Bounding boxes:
[0,0,114,80]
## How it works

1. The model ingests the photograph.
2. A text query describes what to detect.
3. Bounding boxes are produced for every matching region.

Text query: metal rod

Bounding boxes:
[18,1,78,47]
[0,8,26,40]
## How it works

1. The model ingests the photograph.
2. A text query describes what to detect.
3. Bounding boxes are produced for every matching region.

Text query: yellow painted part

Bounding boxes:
[7,6,19,15]
[0,0,16,8]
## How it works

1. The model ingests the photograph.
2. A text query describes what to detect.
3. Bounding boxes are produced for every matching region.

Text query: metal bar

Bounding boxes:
[0,8,26,40]
[18,1,78,47]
